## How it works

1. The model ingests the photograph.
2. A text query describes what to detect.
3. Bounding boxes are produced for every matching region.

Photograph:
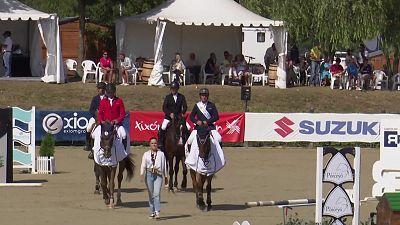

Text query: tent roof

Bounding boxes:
[120,0,282,27]
[0,0,52,21]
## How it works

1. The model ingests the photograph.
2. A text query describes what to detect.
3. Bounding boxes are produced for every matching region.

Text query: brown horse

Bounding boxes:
[97,121,135,208]
[164,115,189,191]
[189,127,213,211]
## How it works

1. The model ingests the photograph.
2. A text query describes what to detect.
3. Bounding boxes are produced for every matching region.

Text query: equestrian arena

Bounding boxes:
[1,82,395,225]
[2,146,378,225]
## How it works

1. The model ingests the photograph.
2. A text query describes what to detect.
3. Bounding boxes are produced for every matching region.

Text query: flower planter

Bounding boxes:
[36,156,55,174]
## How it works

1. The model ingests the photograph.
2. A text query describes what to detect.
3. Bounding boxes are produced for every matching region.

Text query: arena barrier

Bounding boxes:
[245,198,316,207]
[12,107,36,173]
[0,108,12,183]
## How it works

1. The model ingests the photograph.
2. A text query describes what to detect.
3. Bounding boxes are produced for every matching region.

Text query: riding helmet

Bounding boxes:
[105,83,116,93]
[97,82,106,89]
[199,87,209,96]
[170,81,180,89]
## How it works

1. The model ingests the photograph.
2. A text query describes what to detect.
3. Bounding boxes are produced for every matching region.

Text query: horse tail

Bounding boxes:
[123,153,135,181]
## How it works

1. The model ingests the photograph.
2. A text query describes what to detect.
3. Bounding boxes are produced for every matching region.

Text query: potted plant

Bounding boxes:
[38,133,55,174]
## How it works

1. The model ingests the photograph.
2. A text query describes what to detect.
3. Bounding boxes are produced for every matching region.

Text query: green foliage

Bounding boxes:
[40,133,55,157]
[0,155,3,168]
[276,213,334,225]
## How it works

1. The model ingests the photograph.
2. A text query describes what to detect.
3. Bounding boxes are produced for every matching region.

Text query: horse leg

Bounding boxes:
[181,156,187,190]
[190,169,198,206]
[100,166,110,205]
[196,173,206,210]
[168,157,174,192]
[108,167,116,208]
[116,161,125,205]
[174,156,179,191]
[206,176,213,211]
[94,162,101,194]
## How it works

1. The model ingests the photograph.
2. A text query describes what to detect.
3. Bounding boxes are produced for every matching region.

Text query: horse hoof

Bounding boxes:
[94,190,100,195]
[108,204,115,209]
[207,205,212,211]
[164,185,169,190]
[173,187,179,192]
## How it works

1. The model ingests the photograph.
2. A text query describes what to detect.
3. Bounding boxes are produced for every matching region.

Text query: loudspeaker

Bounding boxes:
[241,86,251,100]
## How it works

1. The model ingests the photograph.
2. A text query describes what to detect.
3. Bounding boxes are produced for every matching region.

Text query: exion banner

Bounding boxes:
[245,113,400,142]
[36,111,130,141]
[130,111,245,142]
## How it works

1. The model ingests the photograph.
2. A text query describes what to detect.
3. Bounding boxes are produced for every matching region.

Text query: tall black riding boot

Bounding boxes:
[157,129,166,150]
[83,132,92,151]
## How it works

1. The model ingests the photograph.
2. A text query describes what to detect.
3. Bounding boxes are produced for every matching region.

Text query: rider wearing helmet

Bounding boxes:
[158,81,188,149]
[97,83,127,148]
[189,87,221,142]
[84,82,106,157]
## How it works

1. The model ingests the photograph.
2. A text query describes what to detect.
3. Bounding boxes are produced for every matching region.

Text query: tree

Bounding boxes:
[268,0,385,53]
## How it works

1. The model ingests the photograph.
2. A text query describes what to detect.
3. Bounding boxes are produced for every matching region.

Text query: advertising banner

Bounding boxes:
[36,111,130,141]
[245,113,400,142]
[130,112,245,142]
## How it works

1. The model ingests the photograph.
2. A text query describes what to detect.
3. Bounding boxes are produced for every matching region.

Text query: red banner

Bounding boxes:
[129,111,245,143]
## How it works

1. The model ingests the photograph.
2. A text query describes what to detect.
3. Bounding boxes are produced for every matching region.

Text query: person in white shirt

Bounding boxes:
[2,31,12,77]
[140,137,168,219]
[119,53,132,86]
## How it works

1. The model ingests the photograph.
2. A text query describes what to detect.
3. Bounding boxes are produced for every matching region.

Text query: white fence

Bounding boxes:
[36,156,55,174]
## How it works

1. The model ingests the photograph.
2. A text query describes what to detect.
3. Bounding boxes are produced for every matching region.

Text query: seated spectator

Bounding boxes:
[185,52,201,84]
[119,53,132,86]
[100,50,115,83]
[346,57,359,90]
[221,51,233,76]
[320,55,332,86]
[205,52,220,83]
[360,58,373,91]
[330,58,345,89]
[299,56,308,85]
[171,52,186,83]
[233,54,250,86]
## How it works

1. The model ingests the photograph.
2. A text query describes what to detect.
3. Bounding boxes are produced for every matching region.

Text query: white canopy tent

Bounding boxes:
[116,0,287,88]
[0,0,63,83]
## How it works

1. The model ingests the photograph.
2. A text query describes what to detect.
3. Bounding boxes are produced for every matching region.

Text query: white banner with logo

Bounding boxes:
[245,113,400,142]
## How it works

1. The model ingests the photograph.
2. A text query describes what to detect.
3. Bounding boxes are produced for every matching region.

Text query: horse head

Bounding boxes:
[100,120,116,158]
[196,126,211,161]
[171,114,187,141]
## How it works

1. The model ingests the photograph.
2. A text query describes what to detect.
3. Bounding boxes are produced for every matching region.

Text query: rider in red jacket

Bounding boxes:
[97,83,127,148]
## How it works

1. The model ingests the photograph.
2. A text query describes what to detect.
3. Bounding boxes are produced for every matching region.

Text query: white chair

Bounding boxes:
[221,67,232,86]
[250,72,266,86]
[65,59,77,72]
[169,69,186,86]
[81,60,97,83]
[126,65,138,85]
[96,62,105,83]
[373,70,388,90]
[202,65,216,84]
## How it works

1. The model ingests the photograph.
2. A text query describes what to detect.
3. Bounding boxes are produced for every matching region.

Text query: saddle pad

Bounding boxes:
[92,126,129,166]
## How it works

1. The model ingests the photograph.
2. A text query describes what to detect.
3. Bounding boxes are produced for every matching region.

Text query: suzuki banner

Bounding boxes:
[245,113,400,142]
[130,112,245,142]
[36,111,130,141]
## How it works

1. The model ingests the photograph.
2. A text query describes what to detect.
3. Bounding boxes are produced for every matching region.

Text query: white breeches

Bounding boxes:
[161,118,191,130]
[87,117,96,132]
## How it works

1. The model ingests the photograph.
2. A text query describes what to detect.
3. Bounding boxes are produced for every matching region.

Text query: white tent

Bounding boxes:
[116,0,287,88]
[0,0,63,83]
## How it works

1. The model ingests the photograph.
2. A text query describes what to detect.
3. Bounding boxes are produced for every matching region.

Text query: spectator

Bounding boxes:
[330,58,345,89]
[171,52,185,84]
[345,49,356,69]
[221,51,233,78]
[205,52,220,84]
[264,43,278,73]
[358,43,369,70]
[346,57,359,90]
[309,44,322,86]
[320,55,331,87]
[233,54,250,85]
[185,52,201,84]
[359,58,373,91]
[2,31,12,77]
[289,44,299,65]
[299,56,308,86]
[100,51,115,83]
[119,53,132,86]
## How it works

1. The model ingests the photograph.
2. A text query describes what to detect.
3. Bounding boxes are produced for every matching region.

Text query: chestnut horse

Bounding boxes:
[96,121,135,208]
[164,115,189,191]
[189,127,213,211]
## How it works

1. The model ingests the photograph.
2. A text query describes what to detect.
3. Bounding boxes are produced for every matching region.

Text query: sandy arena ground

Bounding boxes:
[1,146,379,225]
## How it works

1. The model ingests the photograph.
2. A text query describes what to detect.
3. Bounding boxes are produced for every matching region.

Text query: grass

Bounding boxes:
[1,80,400,113]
